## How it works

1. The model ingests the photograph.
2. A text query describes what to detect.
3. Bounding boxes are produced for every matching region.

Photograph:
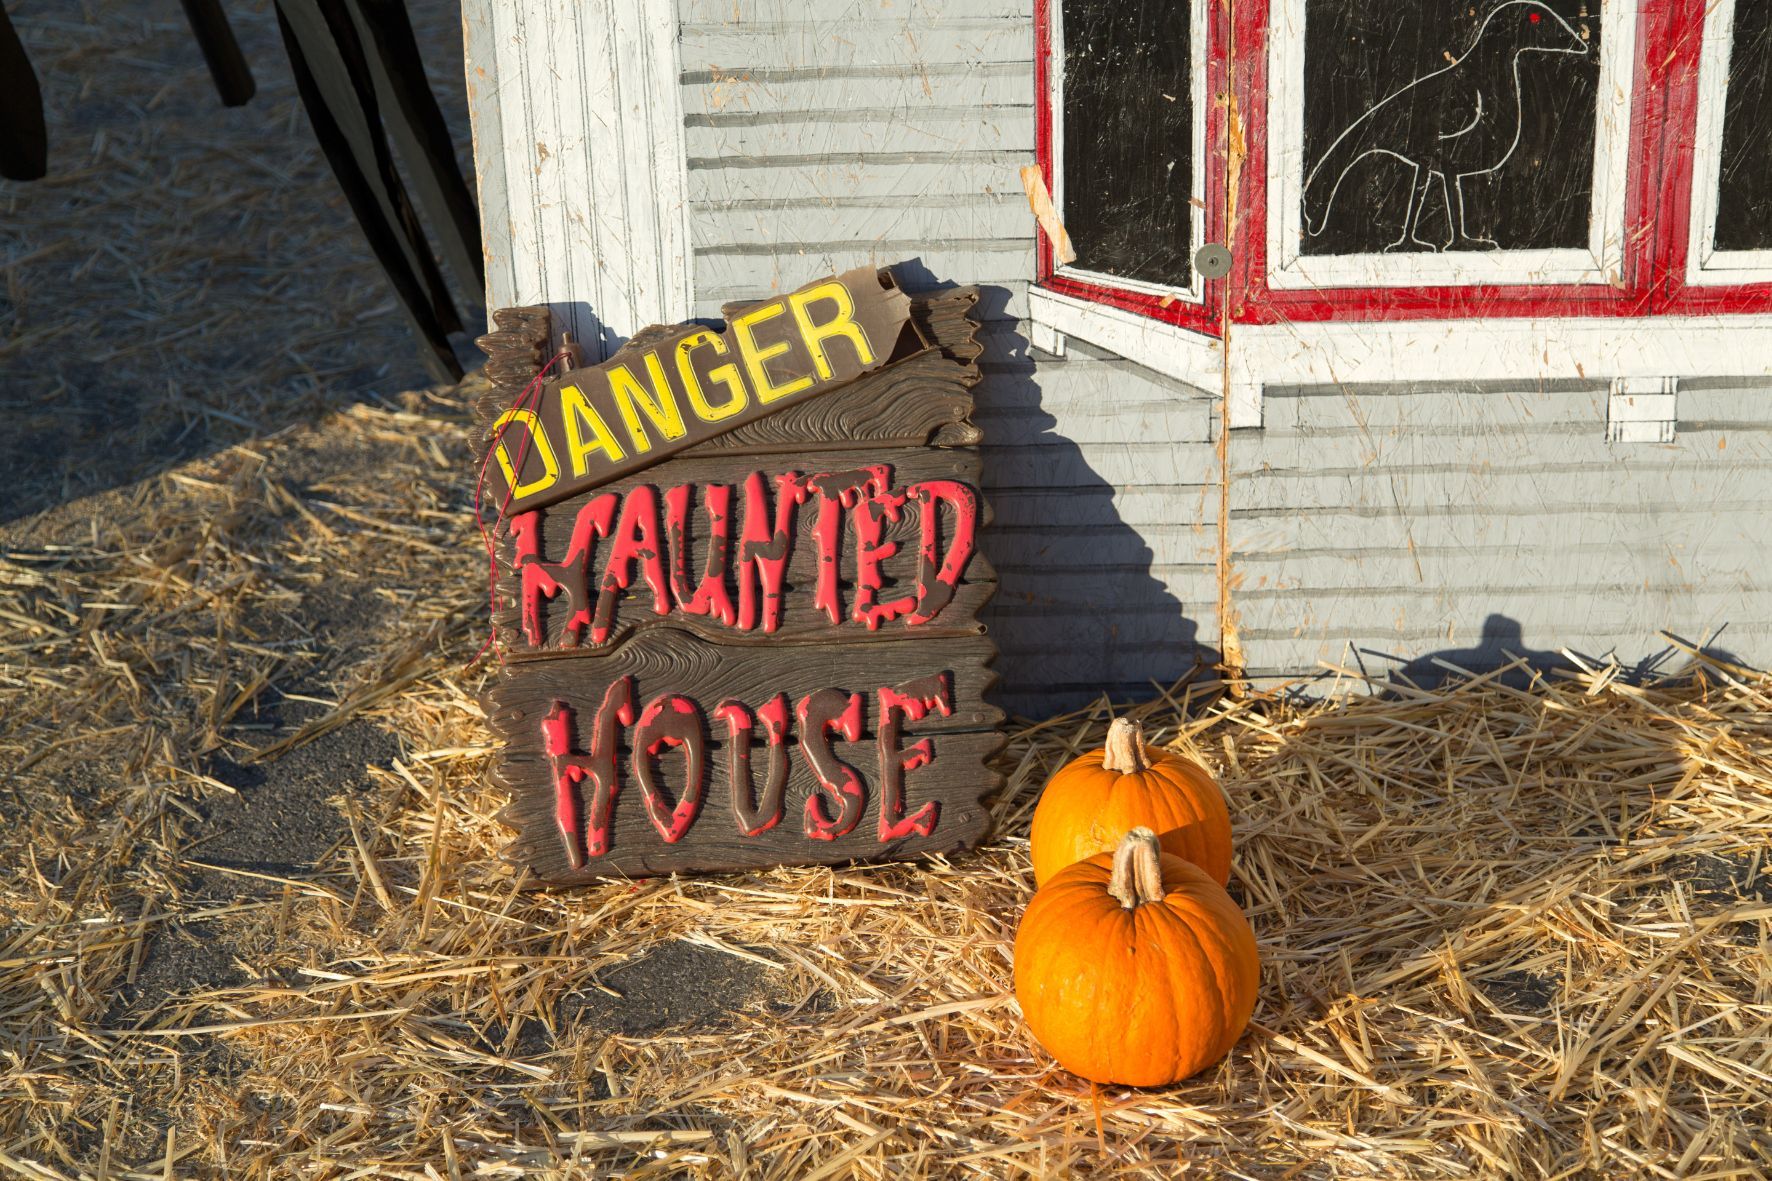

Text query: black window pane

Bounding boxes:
[1060,0,1192,286]
[1301,1,1600,256]
[1715,3,1772,252]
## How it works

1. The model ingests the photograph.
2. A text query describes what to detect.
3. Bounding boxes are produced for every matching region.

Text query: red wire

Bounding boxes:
[471,348,573,668]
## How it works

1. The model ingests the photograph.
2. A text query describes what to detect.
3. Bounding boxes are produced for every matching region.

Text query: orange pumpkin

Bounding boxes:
[1029,717,1232,886]
[1014,827,1260,1087]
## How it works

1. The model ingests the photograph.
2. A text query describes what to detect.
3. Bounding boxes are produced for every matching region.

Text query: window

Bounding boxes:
[1053,0,1204,297]
[1687,0,1772,285]
[1026,0,1772,427]
[1037,0,1213,327]
[1267,0,1635,288]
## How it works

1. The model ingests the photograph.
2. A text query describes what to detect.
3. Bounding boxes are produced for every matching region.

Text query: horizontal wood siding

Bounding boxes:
[1233,380,1772,686]
[680,0,1220,713]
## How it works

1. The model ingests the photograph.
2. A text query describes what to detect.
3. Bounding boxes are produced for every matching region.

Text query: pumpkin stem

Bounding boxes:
[1102,717,1148,775]
[1107,827,1167,909]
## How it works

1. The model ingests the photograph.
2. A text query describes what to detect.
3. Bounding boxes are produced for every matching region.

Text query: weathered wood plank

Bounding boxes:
[480,268,918,513]
[987,524,1216,569]
[1232,541,1762,591]
[681,21,1032,70]
[687,156,1031,209]
[975,402,1214,446]
[687,350,981,454]
[678,0,1031,24]
[488,632,1001,737]
[1232,505,1772,556]
[682,68,1030,116]
[986,487,1217,530]
[692,193,1030,249]
[464,0,690,346]
[685,110,1032,163]
[980,440,1218,488]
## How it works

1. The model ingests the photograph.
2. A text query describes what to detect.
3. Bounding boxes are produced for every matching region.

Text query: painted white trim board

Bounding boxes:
[1029,287,1225,397]
[462,0,692,355]
[1227,315,1772,427]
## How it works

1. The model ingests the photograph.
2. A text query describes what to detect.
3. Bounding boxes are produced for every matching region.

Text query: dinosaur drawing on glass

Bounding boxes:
[1303,0,1590,253]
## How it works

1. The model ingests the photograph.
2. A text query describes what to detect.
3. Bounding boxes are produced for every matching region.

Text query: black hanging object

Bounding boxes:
[0,2,47,181]
[344,0,484,293]
[178,0,257,108]
[275,0,464,382]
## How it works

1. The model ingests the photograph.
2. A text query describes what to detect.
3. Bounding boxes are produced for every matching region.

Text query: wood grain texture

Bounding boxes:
[473,306,551,442]
[487,632,1003,736]
[681,347,982,454]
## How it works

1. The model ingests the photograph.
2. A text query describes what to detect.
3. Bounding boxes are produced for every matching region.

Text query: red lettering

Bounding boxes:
[804,465,893,625]
[905,479,978,626]
[633,694,707,844]
[876,674,950,841]
[595,485,671,644]
[541,676,635,865]
[735,470,805,633]
[665,482,736,626]
[851,479,915,629]
[715,693,791,836]
[512,495,617,648]
[798,688,866,840]
[507,468,981,649]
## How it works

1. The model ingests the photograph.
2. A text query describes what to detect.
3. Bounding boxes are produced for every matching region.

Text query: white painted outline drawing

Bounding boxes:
[1302,0,1590,253]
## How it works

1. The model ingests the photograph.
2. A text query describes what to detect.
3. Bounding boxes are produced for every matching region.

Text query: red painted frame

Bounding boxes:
[1031,0,1772,332]
[1032,0,1228,335]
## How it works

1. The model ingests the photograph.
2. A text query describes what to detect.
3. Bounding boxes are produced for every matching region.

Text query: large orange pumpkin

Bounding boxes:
[1014,828,1260,1087]
[1029,717,1232,886]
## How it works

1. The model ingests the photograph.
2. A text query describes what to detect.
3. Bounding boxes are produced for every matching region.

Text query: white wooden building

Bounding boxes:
[463,0,1772,713]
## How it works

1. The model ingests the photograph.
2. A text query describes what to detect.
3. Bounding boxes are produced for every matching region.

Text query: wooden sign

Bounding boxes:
[475,273,1001,883]
[482,267,916,516]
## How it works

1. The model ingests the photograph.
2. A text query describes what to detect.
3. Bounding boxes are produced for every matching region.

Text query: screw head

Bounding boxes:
[1194,243,1232,279]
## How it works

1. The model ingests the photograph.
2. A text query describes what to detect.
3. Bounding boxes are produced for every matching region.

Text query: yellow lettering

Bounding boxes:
[789,281,875,380]
[733,302,814,404]
[490,408,560,501]
[676,330,749,422]
[558,383,626,476]
[607,353,687,453]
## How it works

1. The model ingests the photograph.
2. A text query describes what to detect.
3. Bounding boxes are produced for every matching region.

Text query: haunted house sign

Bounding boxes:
[474,268,1002,883]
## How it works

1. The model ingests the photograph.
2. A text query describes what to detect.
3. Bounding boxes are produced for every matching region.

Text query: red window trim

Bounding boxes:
[1032,0,1772,331]
[1032,0,1227,336]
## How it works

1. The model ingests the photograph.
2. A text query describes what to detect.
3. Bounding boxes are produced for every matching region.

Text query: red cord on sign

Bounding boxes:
[471,347,574,667]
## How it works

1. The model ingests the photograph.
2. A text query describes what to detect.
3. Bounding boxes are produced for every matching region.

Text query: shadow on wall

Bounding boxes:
[544,303,630,362]
[1366,613,1750,690]
[892,262,1221,718]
